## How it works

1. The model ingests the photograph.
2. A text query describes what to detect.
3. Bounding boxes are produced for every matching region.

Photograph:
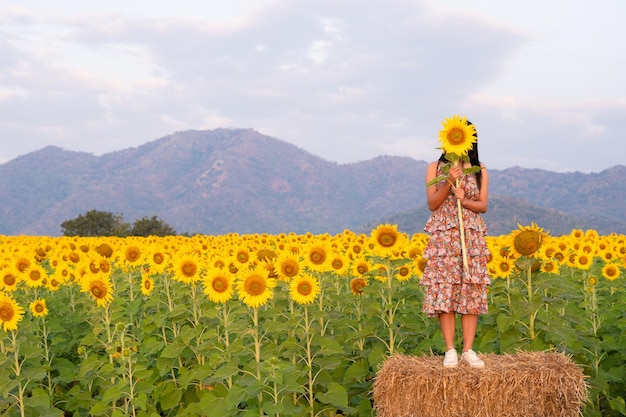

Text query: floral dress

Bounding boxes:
[421,163,491,318]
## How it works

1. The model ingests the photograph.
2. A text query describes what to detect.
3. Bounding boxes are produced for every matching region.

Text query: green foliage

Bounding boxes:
[130,216,177,237]
[61,209,131,237]
[0,253,624,416]
[61,210,177,237]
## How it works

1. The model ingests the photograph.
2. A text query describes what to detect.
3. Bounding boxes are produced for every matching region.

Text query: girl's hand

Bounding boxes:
[453,186,465,200]
[447,164,464,183]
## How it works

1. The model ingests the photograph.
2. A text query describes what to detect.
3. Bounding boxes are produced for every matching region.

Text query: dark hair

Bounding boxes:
[438,120,482,189]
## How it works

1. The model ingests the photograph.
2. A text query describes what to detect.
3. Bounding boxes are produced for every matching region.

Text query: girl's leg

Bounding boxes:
[439,312,456,350]
[461,314,478,352]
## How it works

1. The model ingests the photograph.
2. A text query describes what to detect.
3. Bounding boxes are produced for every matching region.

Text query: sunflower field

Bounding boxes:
[0,224,624,417]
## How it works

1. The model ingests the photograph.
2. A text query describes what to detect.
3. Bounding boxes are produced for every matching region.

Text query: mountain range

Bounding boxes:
[1,128,624,237]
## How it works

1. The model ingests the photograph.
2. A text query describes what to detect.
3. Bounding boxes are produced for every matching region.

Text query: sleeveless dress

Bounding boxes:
[421,163,491,318]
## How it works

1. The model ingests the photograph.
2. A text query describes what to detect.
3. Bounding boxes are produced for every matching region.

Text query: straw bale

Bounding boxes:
[372,351,588,417]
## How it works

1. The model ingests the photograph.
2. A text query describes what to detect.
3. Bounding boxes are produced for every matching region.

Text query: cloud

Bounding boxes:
[0,0,622,173]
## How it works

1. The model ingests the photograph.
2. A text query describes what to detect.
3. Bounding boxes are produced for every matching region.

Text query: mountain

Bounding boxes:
[0,128,624,236]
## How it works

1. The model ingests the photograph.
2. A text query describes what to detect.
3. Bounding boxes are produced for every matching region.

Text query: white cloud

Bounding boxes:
[0,0,623,172]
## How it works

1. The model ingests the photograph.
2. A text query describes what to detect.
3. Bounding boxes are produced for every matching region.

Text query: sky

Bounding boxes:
[1,0,624,173]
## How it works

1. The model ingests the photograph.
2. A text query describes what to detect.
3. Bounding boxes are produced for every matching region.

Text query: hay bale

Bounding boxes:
[372,351,588,417]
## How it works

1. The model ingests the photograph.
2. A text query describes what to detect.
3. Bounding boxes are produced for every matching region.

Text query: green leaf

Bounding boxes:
[343,359,369,384]
[158,381,183,411]
[24,387,51,408]
[609,396,626,415]
[160,340,186,358]
[315,382,348,408]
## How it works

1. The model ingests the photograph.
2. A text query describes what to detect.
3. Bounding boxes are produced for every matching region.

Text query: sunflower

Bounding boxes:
[140,273,155,297]
[601,263,621,281]
[275,251,303,281]
[438,114,477,157]
[15,257,31,273]
[24,264,48,288]
[145,248,170,274]
[303,241,330,272]
[540,260,560,275]
[171,252,201,284]
[505,223,548,258]
[574,252,593,270]
[494,256,515,279]
[414,256,428,279]
[203,269,235,303]
[369,224,407,257]
[349,277,368,295]
[80,273,114,307]
[290,274,320,305]
[0,293,25,331]
[352,259,371,277]
[236,269,276,308]
[328,251,350,276]
[122,245,143,270]
[0,268,20,292]
[30,298,49,318]
[396,264,413,282]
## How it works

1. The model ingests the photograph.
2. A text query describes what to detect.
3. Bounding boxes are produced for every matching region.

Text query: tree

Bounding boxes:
[61,209,130,237]
[129,216,177,237]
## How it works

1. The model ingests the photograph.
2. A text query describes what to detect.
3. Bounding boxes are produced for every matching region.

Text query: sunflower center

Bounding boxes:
[513,230,542,256]
[153,253,165,264]
[91,282,107,299]
[309,248,326,265]
[331,259,344,270]
[212,276,229,293]
[181,261,197,277]
[16,259,30,272]
[99,261,111,273]
[447,128,467,145]
[143,280,152,290]
[126,247,141,262]
[30,271,41,281]
[244,275,266,296]
[350,278,366,295]
[377,230,397,248]
[0,303,14,321]
[34,303,45,314]
[3,274,16,286]
[297,281,312,296]
[282,260,299,277]
[236,251,249,263]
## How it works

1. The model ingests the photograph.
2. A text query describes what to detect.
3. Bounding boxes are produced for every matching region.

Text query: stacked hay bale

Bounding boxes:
[373,351,588,417]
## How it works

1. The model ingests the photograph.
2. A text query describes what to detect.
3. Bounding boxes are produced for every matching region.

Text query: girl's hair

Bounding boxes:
[438,120,482,189]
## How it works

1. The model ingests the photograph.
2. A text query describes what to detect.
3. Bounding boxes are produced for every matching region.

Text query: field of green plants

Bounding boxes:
[0,225,624,416]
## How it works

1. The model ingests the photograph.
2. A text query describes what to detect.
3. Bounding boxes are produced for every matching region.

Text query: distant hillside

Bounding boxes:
[360,195,626,237]
[0,128,624,236]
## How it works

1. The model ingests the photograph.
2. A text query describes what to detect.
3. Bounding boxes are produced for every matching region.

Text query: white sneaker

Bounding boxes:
[461,349,485,368]
[443,348,458,367]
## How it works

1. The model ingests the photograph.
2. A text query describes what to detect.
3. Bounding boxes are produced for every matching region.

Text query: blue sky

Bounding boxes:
[1,0,624,172]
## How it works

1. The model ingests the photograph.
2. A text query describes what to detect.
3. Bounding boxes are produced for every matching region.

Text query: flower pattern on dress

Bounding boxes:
[421,163,491,317]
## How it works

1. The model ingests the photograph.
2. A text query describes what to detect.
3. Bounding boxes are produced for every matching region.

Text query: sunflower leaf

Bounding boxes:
[426,174,449,187]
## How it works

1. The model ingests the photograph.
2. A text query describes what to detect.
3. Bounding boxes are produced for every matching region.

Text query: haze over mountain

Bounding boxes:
[0,129,624,237]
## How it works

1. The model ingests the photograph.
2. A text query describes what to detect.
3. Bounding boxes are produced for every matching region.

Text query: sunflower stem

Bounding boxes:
[9,330,26,417]
[40,317,54,397]
[252,307,264,416]
[304,304,315,417]
[526,265,535,340]
[455,178,470,275]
